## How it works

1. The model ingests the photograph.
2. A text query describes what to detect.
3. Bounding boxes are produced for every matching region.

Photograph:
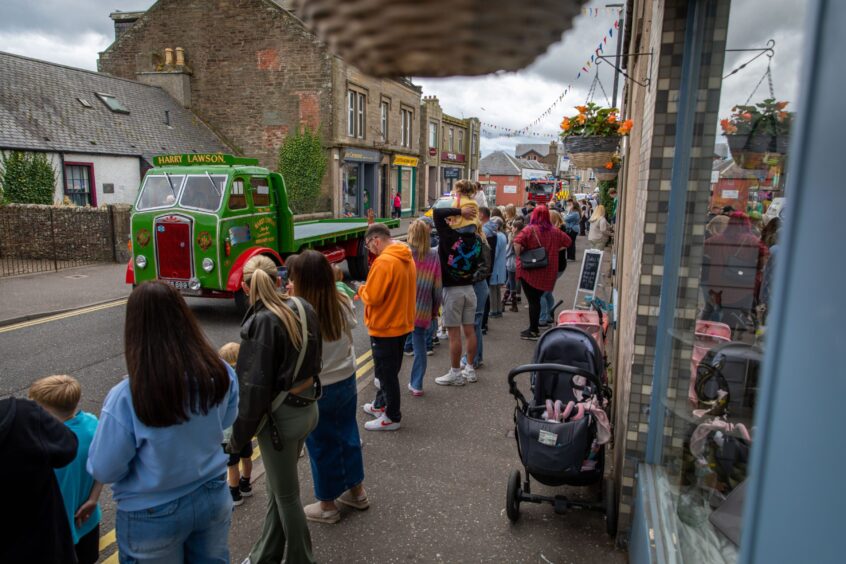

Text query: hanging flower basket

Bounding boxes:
[593,156,621,181]
[560,103,633,170]
[721,100,792,170]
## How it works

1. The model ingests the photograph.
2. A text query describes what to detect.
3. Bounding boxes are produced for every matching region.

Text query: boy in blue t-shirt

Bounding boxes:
[29,375,102,564]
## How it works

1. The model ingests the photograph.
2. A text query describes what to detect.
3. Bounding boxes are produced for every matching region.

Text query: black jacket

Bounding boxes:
[0,397,78,563]
[230,299,322,452]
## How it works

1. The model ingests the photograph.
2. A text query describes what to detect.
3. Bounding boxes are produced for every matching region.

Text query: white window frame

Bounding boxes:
[458,130,465,153]
[448,128,455,152]
[429,121,438,148]
[348,91,356,137]
[400,108,413,148]
[380,101,389,139]
[348,89,366,139]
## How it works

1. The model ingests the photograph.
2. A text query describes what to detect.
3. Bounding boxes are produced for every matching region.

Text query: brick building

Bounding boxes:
[515,142,564,176]
[97,0,422,217]
[478,151,550,207]
[418,96,481,209]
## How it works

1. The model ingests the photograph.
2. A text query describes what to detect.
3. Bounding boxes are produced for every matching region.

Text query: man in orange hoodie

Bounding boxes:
[356,223,416,431]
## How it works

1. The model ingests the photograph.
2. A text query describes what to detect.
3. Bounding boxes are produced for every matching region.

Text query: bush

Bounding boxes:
[0,151,57,205]
[276,128,328,214]
[598,178,617,220]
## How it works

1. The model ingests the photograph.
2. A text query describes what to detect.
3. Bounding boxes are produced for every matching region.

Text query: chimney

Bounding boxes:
[110,11,145,41]
[164,48,174,66]
[175,47,185,67]
[136,48,193,108]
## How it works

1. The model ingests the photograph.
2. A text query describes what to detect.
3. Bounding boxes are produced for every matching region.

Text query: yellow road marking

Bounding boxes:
[356,349,372,364]
[356,359,374,379]
[102,551,119,564]
[99,528,116,551]
[252,444,262,461]
[0,299,127,333]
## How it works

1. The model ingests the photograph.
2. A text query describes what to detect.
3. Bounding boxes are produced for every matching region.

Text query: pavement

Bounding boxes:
[0,223,626,563]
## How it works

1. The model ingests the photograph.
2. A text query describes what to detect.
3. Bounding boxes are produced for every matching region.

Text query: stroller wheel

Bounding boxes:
[506,469,521,522]
[604,477,618,536]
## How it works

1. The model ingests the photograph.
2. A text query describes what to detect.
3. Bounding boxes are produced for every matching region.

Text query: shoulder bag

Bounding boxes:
[519,227,548,270]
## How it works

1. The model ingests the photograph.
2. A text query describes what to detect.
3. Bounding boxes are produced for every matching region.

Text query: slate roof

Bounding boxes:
[0,51,229,162]
[480,151,551,175]
[515,143,551,158]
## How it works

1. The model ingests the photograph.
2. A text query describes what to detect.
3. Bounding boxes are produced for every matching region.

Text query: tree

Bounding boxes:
[0,151,57,205]
[276,128,328,214]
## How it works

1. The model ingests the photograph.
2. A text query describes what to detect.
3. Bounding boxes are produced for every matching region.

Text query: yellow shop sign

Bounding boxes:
[392,155,419,167]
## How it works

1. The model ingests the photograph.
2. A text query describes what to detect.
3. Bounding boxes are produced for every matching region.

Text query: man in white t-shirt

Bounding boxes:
[473,181,488,209]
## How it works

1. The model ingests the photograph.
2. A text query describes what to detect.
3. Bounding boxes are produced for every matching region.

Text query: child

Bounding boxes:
[219,342,253,506]
[28,375,102,564]
[503,216,525,312]
[333,264,357,300]
[447,179,480,233]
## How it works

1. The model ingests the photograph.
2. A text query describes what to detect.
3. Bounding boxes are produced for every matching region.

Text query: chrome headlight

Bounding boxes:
[188,277,202,291]
[202,258,215,273]
[135,255,147,269]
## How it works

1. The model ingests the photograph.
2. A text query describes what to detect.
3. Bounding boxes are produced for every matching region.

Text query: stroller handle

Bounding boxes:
[507,363,604,408]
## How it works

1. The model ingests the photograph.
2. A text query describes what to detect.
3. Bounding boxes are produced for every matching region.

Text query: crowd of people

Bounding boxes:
[3,179,606,564]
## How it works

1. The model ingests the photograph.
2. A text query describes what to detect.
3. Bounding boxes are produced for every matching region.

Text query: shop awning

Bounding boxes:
[289,0,589,77]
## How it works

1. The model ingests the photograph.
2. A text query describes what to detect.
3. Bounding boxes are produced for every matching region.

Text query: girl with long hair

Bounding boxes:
[229,255,322,563]
[588,204,612,249]
[513,205,572,340]
[285,250,369,524]
[88,282,239,562]
[405,219,443,395]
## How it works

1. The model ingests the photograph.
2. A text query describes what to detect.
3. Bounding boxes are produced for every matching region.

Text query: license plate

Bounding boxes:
[163,279,201,295]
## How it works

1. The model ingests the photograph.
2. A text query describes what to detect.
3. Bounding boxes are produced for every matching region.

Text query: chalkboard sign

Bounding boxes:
[578,250,603,292]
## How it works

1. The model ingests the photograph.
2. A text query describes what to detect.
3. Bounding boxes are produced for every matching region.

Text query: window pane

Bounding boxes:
[179,175,225,211]
[348,91,355,137]
[228,179,247,210]
[358,94,365,139]
[136,175,184,209]
[251,177,271,207]
[429,122,437,147]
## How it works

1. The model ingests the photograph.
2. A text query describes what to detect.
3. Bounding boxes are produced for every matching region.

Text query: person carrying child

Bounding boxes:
[446,179,481,234]
[28,375,103,564]
[219,342,253,507]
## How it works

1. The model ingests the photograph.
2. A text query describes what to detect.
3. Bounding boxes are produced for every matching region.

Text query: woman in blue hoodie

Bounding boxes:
[88,282,239,563]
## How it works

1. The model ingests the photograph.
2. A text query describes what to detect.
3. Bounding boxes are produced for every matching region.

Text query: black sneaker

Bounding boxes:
[432,336,440,346]
[239,477,253,497]
[520,329,540,341]
[230,486,244,507]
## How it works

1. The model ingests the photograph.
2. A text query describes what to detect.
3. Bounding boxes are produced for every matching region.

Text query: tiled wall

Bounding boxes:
[612,0,730,543]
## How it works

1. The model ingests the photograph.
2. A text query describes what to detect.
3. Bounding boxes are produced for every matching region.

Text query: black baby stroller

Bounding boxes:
[506,324,617,535]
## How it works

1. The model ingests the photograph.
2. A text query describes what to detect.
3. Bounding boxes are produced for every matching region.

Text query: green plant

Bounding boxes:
[276,127,328,214]
[560,103,633,137]
[599,178,617,219]
[720,99,792,137]
[0,151,57,205]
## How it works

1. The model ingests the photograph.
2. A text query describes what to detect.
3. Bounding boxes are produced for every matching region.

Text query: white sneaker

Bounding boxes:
[364,414,401,431]
[463,366,478,383]
[362,403,385,417]
[436,329,449,340]
[435,369,466,386]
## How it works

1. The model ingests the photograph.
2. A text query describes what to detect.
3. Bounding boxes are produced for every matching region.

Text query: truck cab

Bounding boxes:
[128,154,394,304]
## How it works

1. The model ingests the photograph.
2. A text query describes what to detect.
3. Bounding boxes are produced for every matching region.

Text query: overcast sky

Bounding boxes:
[1,0,807,157]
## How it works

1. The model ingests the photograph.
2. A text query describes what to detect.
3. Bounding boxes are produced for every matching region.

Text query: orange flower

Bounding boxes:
[777,111,789,122]
[607,114,617,124]
[576,105,588,114]
[618,119,634,135]
[577,114,587,125]
[742,112,753,121]
[560,118,571,131]
[775,101,789,110]
[604,161,614,169]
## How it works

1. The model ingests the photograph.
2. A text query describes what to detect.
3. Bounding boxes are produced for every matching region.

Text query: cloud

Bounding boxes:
[0,0,149,40]
[0,31,111,71]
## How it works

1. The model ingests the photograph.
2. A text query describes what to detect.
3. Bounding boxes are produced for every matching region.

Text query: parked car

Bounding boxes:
[424,195,458,218]
[763,197,786,225]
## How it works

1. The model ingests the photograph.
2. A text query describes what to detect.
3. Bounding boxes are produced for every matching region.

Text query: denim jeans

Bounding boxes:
[409,326,428,390]
[539,291,555,323]
[116,475,231,564]
[405,326,434,352]
[370,334,408,422]
[472,280,489,365]
[306,375,364,501]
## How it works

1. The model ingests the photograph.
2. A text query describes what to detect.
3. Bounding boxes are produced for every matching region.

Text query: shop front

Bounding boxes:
[391,154,418,216]
[608,1,843,563]
[442,166,462,195]
[341,148,380,217]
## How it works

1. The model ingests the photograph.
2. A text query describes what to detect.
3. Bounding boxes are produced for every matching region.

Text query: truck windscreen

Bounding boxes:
[179,175,227,212]
[136,175,185,210]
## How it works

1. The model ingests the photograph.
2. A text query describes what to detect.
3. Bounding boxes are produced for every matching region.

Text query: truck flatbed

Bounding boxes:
[292,218,398,249]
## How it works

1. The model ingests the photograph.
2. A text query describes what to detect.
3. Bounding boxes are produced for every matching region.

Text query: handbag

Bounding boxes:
[257,297,313,450]
[519,227,548,270]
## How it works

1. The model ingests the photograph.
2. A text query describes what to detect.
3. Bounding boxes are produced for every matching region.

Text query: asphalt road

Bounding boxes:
[0,241,626,563]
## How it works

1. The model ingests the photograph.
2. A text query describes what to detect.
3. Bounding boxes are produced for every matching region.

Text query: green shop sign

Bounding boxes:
[152,154,259,167]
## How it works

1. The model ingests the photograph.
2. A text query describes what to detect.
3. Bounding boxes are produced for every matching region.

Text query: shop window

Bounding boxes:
[228,179,247,210]
[251,177,271,207]
[639,1,808,561]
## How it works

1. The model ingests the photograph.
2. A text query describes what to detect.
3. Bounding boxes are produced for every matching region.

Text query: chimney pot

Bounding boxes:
[164,48,174,66]
[175,47,185,67]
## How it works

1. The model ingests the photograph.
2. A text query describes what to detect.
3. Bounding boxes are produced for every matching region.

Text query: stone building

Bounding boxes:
[418,96,481,209]
[98,0,422,217]
[515,141,564,176]
[478,151,550,207]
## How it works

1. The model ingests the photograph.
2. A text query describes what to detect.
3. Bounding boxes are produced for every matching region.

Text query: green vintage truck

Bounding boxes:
[127,154,396,307]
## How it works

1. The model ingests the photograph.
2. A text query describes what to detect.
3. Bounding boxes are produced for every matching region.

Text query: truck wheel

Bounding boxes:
[348,240,370,280]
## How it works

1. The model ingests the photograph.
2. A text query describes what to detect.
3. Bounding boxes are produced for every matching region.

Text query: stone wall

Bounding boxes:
[0,204,131,267]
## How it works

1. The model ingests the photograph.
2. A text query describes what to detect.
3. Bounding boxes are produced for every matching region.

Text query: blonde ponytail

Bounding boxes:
[242,255,303,349]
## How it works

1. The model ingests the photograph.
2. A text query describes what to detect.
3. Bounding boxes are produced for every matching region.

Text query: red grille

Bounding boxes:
[155,216,192,280]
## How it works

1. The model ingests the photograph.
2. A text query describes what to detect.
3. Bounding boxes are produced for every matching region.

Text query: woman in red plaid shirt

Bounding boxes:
[513,205,572,340]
